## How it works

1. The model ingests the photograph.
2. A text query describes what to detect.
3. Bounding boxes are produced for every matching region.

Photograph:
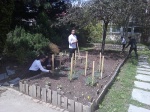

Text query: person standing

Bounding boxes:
[68,29,78,60]
[121,36,126,53]
[125,37,138,57]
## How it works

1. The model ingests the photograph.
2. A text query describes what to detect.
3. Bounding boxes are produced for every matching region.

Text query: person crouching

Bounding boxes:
[29,55,51,77]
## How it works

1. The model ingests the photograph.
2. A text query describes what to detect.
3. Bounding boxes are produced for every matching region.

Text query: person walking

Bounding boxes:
[125,37,138,58]
[121,36,126,53]
[68,29,78,61]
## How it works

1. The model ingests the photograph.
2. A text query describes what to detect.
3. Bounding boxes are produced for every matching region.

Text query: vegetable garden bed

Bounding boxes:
[19,50,127,112]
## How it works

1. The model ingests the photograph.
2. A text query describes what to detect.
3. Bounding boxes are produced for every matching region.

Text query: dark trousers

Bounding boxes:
[28,70,41,77]
[128,47,138,57]
[122,44,126,52]
[69,48,76,59]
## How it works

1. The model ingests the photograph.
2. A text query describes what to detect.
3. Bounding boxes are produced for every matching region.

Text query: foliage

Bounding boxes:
[0,0,14,53]
[4,27,49,63]
[58,0,124,53]
[68,72,78,81]
[49,43,60,54]
[58,0,150,52]
[85,22,103,42]
[85,76,98,86]
[34,12,62,44]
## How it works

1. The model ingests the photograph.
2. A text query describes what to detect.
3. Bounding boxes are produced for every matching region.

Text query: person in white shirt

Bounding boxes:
[121,36,126,52]
[29,55,50,76]
[68,29,78,60]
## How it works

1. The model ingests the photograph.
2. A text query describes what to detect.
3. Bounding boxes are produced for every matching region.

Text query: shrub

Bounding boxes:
[49,43,60,54]
[83,22,103,43]
[4,27,50,64]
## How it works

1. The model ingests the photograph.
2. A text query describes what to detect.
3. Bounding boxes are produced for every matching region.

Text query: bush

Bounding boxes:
[4,27,50,64]
[84,22,103,43]
[49,43,60,54]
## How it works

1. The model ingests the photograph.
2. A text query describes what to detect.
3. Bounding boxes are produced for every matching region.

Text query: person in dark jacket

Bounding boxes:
[126,37,138,57]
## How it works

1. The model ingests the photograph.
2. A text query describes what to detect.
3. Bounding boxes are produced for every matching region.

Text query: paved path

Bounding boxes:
[128,56,150,112]
[0,87,65,112]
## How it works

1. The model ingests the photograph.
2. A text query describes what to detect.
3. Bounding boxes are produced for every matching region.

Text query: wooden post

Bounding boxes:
[77,43,80,57]
[92,61,95,86]
[59,53,62,68]
[75,50,77,66]
[85,51,88,76]
[70,57,74,81]
[52,54,54,74]
[99,52,102,72]
[65,51,66,55]
[100,56,104,79]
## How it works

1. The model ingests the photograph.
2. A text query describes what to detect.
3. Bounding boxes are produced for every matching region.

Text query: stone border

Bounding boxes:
[19,56,127,112]
[94,55,128,110]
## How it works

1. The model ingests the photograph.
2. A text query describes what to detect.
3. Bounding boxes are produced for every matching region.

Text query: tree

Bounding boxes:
[58,0,123,53]
[58,0,150,52]
[0,0,14,53]
[113,0,148,38]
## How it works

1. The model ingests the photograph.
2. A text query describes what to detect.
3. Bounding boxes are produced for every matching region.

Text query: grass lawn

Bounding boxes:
[97,49,150,112]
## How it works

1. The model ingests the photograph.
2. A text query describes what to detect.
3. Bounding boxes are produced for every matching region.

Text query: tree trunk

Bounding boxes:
[101,21,109,54]
[123,17,129,38]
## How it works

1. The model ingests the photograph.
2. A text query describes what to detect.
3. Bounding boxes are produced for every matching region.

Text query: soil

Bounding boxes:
[26,50,127,105]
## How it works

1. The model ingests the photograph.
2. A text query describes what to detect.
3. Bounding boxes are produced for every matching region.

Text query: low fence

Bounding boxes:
[19,80,95,112]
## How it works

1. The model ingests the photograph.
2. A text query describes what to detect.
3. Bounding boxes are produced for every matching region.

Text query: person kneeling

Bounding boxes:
[29,55,50,77]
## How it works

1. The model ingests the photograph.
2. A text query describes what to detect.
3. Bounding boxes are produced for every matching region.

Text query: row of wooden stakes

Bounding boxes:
[69,51,105,82]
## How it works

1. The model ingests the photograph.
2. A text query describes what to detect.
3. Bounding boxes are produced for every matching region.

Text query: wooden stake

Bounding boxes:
[75,50,77,66]
[92,61,95,85]
[77,43,80,57]
[59,53,62,68]
[99,52,102,72]
[52,54,54,74]
[100,56,104,79]
[85,51,88,76]
[70,57,74,81]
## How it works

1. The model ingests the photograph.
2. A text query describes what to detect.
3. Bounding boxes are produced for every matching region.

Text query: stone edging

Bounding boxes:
[94,55,128,110]
[19,56,128,112]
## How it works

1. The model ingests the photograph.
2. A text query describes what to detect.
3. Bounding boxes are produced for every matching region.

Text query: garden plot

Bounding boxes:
[20,50,126,112]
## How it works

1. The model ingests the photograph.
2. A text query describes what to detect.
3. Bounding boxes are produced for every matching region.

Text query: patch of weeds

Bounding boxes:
[68,71,79,81]
[63,67,70,71]
[76,70,85,76]
[85,76,98,86]
[94,72,101,78]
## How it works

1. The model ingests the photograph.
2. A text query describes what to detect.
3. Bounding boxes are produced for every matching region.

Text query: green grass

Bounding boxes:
[80,47,95,51]
[97,47,150,112]
[97,57,138,112]
[138,50,150,63]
